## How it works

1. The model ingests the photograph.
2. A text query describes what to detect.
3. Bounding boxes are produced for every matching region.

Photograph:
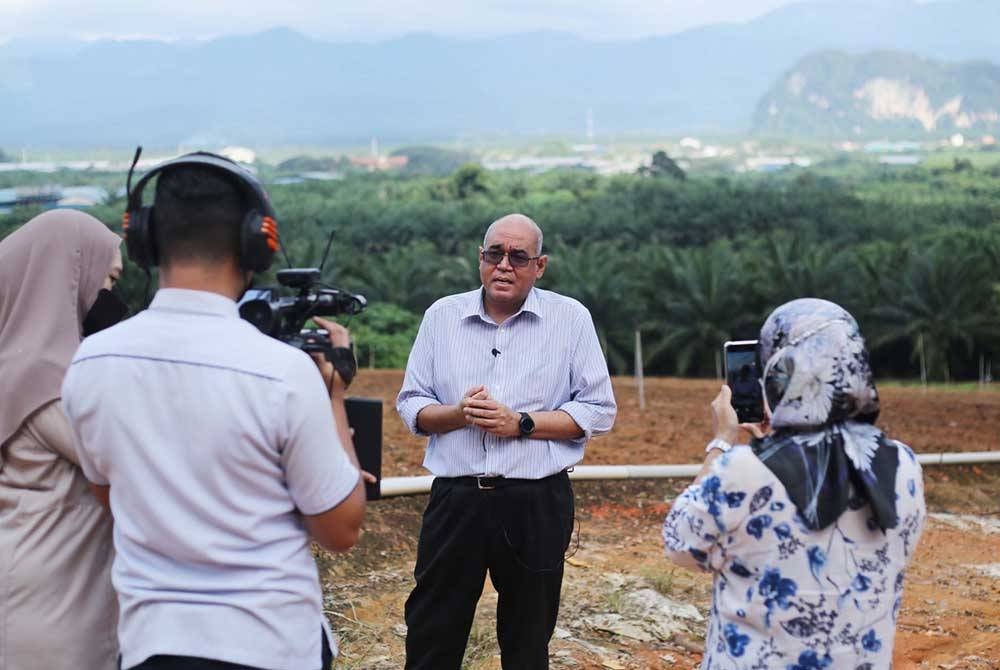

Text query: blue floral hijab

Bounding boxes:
[752,298,899,532]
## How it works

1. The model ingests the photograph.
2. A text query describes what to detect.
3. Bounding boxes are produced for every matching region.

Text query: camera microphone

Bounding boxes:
[491,348,501,357]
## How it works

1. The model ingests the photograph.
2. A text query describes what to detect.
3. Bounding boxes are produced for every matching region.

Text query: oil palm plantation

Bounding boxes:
[541,240,639,374]
[342,239,475,315]
[747,233,852,313]
[865,240,1000,382]
[639,242,759,377]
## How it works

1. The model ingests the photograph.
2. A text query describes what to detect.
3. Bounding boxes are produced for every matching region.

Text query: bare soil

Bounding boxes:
[321,372,1000,669]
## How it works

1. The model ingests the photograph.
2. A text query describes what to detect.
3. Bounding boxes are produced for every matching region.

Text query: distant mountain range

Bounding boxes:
[754,51,1000,138]
[2,0,1000,147]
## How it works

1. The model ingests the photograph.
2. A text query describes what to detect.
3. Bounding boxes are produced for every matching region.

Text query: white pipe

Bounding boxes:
[915,450,1000,466]
[377,451,1000,498]
[569,464,702,480]
[379,475,435,497]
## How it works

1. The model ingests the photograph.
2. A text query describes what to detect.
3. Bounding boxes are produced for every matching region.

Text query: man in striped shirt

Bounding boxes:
[396,213,617,670]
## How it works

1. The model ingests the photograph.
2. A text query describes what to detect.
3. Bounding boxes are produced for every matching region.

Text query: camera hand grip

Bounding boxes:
[328,346,357,388]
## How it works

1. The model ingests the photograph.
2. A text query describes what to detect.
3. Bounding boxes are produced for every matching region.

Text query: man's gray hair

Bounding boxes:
[483,214,543,255]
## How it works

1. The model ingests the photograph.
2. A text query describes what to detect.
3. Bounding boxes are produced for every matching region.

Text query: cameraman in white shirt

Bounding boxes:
[62,155,366,670]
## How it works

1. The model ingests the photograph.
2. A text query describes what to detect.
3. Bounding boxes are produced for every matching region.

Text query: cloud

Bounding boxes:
[2,0,811,42]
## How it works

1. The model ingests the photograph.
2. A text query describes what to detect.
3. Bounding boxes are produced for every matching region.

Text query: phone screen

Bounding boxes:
[724,340,764,424]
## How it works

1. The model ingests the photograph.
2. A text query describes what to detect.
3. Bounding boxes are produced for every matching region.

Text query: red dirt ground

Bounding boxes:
[348,372,1000,477]
[322,372,1000,669]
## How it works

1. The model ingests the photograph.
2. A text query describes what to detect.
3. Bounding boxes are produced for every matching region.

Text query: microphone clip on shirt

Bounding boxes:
[491,348,501,357]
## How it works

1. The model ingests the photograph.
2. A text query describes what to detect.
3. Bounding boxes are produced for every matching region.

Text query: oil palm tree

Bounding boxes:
[639,242,759,377]
[866,243,1000,382]
[342,239,475,314]
[747,233,851,312]
[541,240,638,374]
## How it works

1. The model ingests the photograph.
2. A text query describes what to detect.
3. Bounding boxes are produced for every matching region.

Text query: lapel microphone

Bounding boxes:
[491,348,501,357]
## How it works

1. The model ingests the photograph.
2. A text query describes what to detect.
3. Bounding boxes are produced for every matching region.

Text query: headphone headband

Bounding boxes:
[126,152,275,219]
[123,149,278,272]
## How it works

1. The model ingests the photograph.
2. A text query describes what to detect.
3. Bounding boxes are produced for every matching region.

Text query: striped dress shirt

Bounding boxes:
[396,287,617,479]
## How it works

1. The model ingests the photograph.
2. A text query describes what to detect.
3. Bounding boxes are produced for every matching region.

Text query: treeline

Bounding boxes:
[3,161,999,380]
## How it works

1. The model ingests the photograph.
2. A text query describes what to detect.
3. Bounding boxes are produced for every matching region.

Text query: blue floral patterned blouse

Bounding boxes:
[662,441,925,669]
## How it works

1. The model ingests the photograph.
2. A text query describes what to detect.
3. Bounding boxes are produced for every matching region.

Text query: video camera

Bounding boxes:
[238,268,367,383]
[237,236,382,500]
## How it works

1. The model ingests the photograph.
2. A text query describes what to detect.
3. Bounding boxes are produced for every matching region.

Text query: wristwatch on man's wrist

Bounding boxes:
[705,437,733,454]
[518,411,536,437]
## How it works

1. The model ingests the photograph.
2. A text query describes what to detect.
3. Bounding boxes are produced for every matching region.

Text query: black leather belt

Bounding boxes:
[449,471,567,491]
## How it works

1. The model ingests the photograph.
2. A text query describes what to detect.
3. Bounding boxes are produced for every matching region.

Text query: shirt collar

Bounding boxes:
[149,288,241,319]
[462,287,545,324]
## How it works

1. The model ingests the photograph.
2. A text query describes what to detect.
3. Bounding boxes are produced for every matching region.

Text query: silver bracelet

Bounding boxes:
[705,437,733,454]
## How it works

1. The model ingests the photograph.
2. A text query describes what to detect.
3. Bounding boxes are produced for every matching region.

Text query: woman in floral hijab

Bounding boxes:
[756,298,899,532]
[663,298,926,670]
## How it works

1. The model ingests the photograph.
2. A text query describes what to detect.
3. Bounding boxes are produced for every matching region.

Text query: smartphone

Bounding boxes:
[723,340,765,424]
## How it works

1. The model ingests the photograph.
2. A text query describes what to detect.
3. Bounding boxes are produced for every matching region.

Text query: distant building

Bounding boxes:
[300,171,343,181]
[272,171,344,185]
[744,156,812,172]
[219,146,257,164]
[57,186,108,208]
[863,140,922,153]
[0,186,61,210]
[0,185,107,214]
[348,155,409,171]
[482,156,585,172]
[481,154,644,176]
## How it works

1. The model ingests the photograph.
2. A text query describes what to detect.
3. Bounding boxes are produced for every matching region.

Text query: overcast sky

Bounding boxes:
[1,0,830,43]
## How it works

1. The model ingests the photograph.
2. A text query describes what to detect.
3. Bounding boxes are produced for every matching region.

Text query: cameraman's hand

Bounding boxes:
[314,317,351,348]
[311,317,351,394]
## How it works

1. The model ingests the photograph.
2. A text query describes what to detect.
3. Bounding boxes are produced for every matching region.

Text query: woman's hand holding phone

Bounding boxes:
[710,385,741,444]
[712,384,773,442]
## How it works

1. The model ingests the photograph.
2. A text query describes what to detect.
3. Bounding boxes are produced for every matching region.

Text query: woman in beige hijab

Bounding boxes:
[0,209,124,670]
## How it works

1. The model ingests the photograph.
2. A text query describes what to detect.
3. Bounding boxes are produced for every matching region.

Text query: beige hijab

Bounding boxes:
[0,209,121,449]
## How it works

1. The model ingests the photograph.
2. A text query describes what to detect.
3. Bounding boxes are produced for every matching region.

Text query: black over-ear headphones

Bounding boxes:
[123,149,279,272]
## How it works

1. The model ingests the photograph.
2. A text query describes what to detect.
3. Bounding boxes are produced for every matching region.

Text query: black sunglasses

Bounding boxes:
[481,248,541,268]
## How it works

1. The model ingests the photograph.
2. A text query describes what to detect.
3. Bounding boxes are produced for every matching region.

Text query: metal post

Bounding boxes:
[634,329,645,411]
[919,333,927,391]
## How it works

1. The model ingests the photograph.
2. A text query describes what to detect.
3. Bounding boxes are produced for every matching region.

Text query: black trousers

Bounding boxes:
[125,627,333,670]
[404,472,575,670]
